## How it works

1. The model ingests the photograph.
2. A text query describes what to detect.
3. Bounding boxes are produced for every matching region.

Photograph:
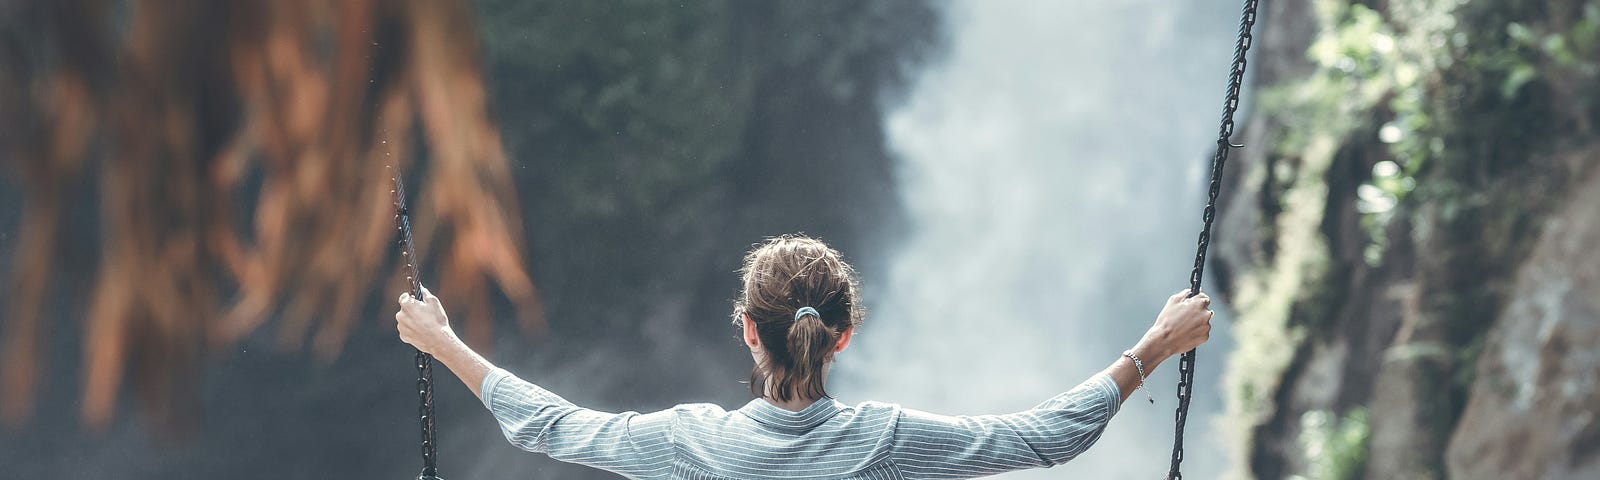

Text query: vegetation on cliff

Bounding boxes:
[1218,0,1598,478]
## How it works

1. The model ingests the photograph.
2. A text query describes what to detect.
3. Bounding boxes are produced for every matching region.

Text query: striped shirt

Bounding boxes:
[479,368,1122,479]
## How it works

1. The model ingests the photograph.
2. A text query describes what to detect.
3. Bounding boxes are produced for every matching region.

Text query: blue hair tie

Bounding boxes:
[794,306,820,321]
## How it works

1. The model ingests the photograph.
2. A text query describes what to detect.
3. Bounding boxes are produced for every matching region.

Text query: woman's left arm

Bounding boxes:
[890,371,1122,479]
[888,290,1213,478]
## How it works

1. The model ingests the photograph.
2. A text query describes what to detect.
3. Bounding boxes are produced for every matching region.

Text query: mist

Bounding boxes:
[835,1,1246,478]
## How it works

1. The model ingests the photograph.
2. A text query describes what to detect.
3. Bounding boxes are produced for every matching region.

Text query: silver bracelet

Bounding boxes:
[1122,350,1155,404]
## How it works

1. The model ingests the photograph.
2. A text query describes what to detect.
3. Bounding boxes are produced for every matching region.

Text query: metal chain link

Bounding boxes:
[394,172,444,480]
[416,351,440,480]
[1170,0,1259,479]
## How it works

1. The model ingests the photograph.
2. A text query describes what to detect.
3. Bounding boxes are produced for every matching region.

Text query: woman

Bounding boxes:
[395,234,1213,479]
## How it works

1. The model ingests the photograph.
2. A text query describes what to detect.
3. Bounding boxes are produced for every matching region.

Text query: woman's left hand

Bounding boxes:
[396,285,459,355]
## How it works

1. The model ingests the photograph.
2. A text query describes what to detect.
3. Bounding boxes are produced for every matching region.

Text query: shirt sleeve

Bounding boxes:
[479,368,675,479]
[889,372,1122,479]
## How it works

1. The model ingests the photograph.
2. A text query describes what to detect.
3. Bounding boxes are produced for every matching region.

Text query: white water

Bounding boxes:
[836,1,1245,478]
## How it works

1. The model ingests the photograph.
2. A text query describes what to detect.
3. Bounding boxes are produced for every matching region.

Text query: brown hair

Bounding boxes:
[732,235,865,402]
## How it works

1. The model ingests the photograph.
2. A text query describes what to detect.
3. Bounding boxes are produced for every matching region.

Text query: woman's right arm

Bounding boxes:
[889,289,1213,479]
[397,288,675,480]
[478,368,676,479]
[396,286,494,397]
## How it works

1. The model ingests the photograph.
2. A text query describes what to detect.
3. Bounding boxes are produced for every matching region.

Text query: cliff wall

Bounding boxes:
[1214,0,1599,478]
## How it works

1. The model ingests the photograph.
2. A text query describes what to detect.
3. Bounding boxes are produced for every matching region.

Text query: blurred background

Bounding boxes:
[1,1,1596,479]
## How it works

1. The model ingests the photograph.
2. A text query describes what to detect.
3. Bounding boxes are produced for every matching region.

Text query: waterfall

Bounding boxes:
[836,0,1245,477]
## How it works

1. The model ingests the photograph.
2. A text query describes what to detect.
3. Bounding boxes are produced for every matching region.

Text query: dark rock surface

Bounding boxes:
[1212,0,1599,477]
[1446,162,1600,480]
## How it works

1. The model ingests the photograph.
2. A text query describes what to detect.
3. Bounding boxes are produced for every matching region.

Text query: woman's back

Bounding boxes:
[672,399,899,479]
[481,367,1120,480]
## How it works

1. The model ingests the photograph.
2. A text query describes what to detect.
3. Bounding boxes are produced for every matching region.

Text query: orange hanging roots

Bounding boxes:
[0,0,545,432]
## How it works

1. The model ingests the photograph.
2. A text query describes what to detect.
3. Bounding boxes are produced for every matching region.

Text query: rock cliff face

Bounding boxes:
[1213,0,1599,478]
[1445,164,1600,479]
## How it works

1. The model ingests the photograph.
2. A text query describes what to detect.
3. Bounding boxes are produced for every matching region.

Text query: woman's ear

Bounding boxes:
[834,326,854,353]
[742,314,761,349]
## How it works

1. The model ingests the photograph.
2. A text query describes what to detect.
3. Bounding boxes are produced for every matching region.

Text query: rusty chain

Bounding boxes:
[394,171,443,480]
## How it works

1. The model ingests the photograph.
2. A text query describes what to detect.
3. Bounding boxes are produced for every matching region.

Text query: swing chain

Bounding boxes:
[1171,0,1258,479]
[417,350,441,480]
[395,172,443,480]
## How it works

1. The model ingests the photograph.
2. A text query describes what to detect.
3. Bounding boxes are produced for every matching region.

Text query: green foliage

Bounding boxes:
[1290,0,1447,265]
[1293,409,1371,480]
[475,0,747,217]
[467,1,941,333]
[474,1,939,222]
[1260,0,1435,267]
[1271,0,1598,266]
[1501,4,1600,98]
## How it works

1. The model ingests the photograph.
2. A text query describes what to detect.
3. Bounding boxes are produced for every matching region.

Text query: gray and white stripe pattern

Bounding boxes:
[480,368,1121,479]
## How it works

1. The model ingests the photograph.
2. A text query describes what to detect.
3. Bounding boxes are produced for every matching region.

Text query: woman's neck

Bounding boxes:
[758,362,831,411]
[763,394,820,412]
[761,373,826,412]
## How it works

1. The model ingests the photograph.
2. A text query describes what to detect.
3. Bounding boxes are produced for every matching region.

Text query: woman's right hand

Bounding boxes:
[1138,289,1214,359]
[396,285,459,356]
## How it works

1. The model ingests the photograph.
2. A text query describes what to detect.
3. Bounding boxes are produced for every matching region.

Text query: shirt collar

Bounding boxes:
[738,397,845,431]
